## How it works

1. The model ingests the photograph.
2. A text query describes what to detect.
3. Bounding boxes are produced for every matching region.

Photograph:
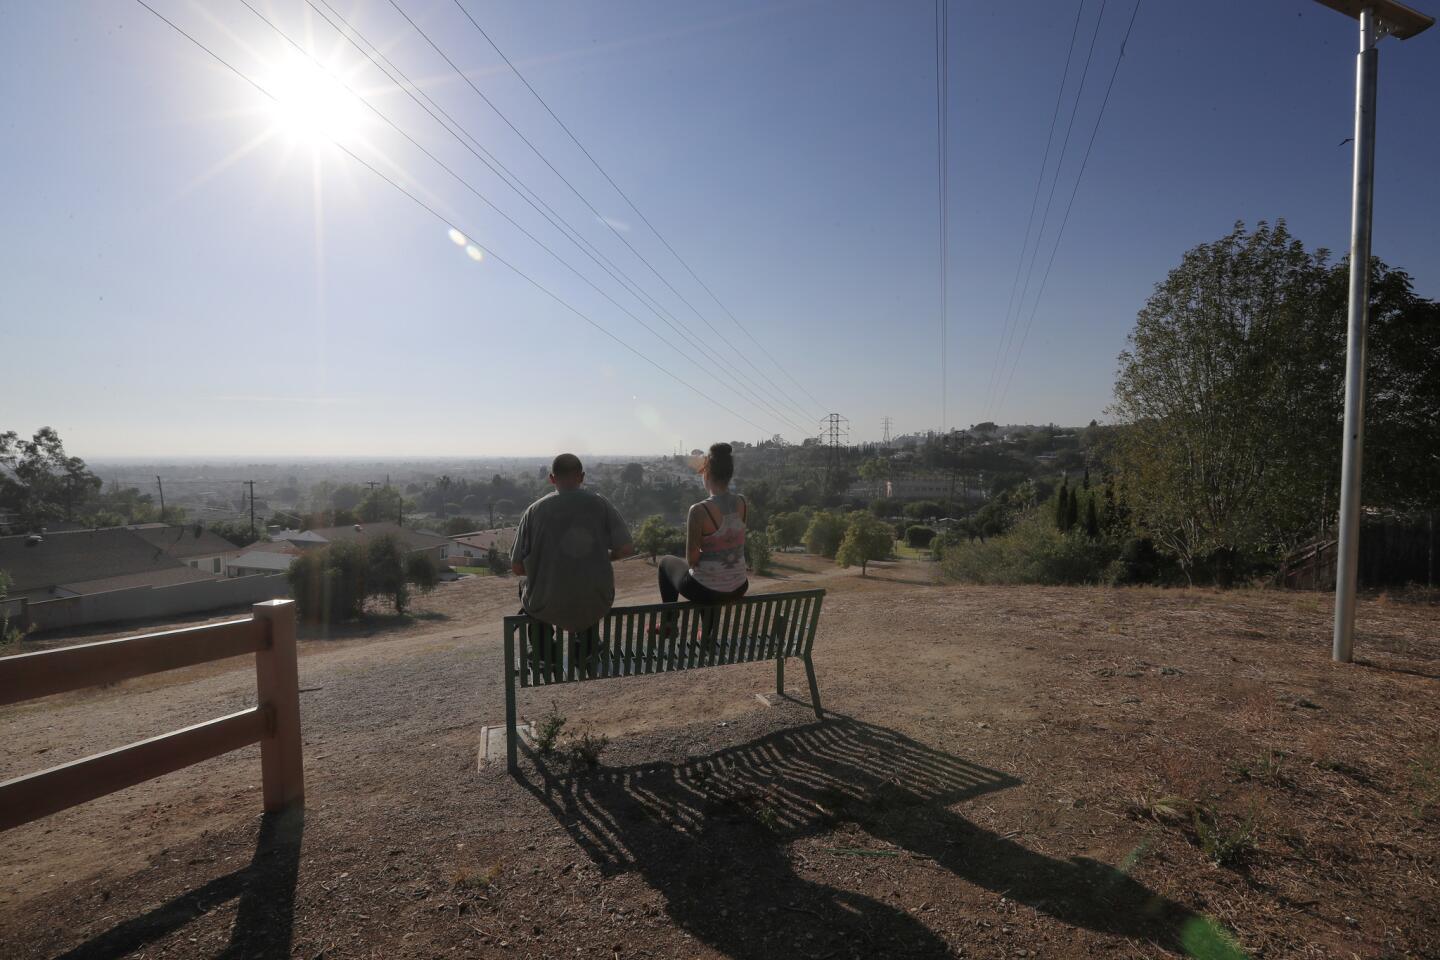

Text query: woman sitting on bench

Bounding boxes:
[657,443,749,610]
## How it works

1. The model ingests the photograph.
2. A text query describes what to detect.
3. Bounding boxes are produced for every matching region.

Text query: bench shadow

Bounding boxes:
[519,717,1244,959]
[53,807,303,960]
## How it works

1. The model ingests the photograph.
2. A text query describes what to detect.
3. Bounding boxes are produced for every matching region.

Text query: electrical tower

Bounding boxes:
[817,414,846,492]
[881,416,893,445]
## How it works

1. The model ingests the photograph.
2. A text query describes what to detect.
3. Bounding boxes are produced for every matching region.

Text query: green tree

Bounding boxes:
[905,525,937,549]
[1064,488,1079,532]
[1107,220,1425,581]
[902,500,944,520]
[857,458,890,495]
[1084,494,1100,540]
[0,427,103,524]
[803,511,846,559]
[207,520,260,548]
[620,462,645,486]
[767,511,809,550]
[358,486,404,523]
[443,516,477,536]
[836,515,893,576]
[1054,476,1070,531]
[635,514,680,563]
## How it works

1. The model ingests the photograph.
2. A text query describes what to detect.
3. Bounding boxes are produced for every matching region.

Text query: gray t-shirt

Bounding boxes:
[511,488,632,631]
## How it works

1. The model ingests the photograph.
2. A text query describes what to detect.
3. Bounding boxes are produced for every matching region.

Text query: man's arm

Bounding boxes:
[605,498,634,562]
[510,509,530,578]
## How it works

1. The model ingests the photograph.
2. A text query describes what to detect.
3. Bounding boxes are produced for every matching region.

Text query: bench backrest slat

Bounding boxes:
[506,589,826,688]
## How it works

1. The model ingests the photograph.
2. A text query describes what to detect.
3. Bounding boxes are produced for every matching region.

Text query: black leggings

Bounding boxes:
[658,555,747,604]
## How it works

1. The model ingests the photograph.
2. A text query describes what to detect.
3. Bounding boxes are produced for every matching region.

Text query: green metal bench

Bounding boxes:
[502,588,826,774]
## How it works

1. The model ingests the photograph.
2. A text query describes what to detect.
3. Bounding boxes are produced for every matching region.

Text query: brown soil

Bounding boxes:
[1,557,1437,959]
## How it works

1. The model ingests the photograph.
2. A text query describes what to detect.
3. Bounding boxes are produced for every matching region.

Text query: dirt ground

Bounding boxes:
[1,556,1437,959]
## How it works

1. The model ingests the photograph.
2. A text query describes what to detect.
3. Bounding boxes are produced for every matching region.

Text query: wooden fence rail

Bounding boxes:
[0,599,303,832]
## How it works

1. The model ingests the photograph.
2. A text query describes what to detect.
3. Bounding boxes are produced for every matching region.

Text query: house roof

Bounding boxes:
[450,529,516,552]
[130,524,242,559]
[228,550,297,572]
[59,566,220,595]
[271,529,329,544]
[0,528,216,598]
[235,540,301,556]
[307,521,450,553]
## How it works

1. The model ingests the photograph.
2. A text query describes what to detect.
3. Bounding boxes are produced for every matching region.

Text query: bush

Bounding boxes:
[930,529,964,561]
[746,529,773,575]
[905,526,937,549]
[939,511,1122,586]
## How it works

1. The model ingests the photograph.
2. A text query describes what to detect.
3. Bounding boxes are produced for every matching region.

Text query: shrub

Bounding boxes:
[746,529,773,575]
[535,702,566,755]
[905,526,937,549]
[939,510,1122,586]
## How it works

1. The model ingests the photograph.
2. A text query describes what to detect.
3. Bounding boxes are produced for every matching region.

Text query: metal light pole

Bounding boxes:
[1315,1,1433,663]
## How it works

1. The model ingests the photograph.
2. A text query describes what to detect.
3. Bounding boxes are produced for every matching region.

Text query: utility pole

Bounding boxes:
[881,416,893,445]
[246,480,256,540]
[1314,0,1433,663]
[155,476,165,522]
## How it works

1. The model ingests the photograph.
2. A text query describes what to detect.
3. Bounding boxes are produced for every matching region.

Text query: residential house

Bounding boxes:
[226,541,302,578]
[130,524,245,577]
[0,528,220,603]
[446,528,517,565]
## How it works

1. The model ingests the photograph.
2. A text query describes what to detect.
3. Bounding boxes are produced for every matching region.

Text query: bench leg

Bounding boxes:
[504,630,518,775]
[776,654,785,696]
[804,654,824,720]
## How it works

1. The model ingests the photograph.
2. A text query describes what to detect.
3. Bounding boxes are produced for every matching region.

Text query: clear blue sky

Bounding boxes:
[2,0,1436,458]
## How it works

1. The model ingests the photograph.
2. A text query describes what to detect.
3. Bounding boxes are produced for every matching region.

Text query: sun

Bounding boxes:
[257,49,369,149]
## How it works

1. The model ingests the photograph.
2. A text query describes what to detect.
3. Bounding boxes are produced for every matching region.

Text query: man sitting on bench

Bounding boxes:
[510,454,635,638]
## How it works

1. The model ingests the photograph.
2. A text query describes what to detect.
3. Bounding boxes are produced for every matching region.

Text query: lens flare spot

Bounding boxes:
[635,403,662,432]
[448,228,467,246]
[465,245,484,262]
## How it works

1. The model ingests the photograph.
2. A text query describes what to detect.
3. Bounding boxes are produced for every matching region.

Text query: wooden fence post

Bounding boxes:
[254,599,304,811]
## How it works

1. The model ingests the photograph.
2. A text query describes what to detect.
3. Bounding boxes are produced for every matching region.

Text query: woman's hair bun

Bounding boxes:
[706,443,735,484]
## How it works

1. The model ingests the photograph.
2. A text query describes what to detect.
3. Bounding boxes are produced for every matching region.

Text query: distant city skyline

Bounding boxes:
[2,1,1436,458]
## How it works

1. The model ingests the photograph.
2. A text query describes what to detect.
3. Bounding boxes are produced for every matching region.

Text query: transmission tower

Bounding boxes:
[881,416,893,445]
[818,413,850,466]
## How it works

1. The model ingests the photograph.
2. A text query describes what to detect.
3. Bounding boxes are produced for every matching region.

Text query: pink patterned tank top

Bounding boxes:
[691,493,748,593]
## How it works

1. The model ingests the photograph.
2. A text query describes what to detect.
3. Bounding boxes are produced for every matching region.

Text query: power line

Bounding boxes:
[448,0,828,419]
[384,0,823,425]
[239,0,810,435]
[131,0,778,437]
[985,0,1086,411]
[284,0,813,434]
[988,0,1110,417]
[996,0,1142,411]
[935,0,949,434]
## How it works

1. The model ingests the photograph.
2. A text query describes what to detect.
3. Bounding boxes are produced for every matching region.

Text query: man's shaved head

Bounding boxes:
[551,453,584,480]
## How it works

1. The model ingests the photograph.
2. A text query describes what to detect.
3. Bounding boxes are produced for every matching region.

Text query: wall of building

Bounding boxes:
[23,574,290,634]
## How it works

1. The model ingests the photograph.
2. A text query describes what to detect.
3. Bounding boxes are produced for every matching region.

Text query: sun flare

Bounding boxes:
[257,50,368,148]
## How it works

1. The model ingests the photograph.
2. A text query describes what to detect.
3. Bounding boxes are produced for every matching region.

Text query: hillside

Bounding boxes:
[1,559,1436,958]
